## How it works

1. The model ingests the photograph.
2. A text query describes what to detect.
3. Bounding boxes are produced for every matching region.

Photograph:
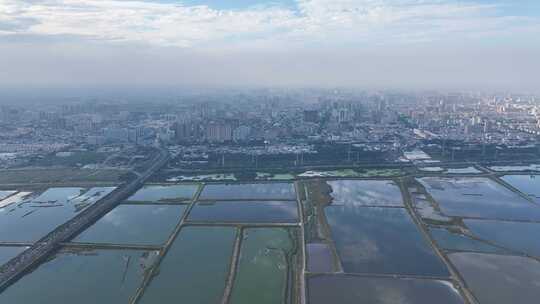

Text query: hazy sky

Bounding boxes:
[1,0,539,91]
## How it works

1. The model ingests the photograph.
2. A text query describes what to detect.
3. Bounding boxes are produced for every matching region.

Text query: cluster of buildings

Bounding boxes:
[400,94,540,144]
[0,89,538,168]
[173,119,251,143]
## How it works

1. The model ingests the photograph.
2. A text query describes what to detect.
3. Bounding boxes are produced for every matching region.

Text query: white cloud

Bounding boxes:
[0,0,300,47]
[1,1,539,91]
[0,0,539,48]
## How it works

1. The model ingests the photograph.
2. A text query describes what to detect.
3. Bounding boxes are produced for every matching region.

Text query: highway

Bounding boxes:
[0,148,170,292]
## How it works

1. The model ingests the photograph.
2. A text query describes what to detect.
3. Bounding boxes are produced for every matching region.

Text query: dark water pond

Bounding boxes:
[140,226,236,304]
[306,243,335,273]
[464,219,540,256]
[327,180,403,207]
[308,275,465,304]
[229,228,298,304]
[200,183,296,200]
[429,227,508,254]
[74,204,186,245]
[127,185,198,202]
[0,188,93,242]
[324,206,449,276]
[418,177,540,221]
[0,247,158,303]
[501,175,540,204]
[449,252,540,304]
[188,200,298,223]
[0,246,27,265]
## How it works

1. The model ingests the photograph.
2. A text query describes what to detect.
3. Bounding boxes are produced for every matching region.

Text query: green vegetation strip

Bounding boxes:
[130,183,204,304]
[228,227,299,304]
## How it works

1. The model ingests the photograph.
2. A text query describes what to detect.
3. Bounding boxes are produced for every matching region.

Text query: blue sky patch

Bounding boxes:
[150,0,298,10]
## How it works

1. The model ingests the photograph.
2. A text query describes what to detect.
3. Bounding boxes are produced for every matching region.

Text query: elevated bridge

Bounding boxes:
[0,148,170,291]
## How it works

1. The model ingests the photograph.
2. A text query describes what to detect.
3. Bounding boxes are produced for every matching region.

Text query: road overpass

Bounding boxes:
[0,148,170,291]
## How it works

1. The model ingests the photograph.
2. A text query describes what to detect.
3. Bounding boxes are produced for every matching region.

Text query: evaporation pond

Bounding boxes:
[188,200,298,223]
[446,167,482,174]
[127,184,198,202]
[229,228,299,304]
[0,191,16,201]
[308,275,465,304]
[199,183,296,200]
[0,191,32,208]
[324,206,449,276]
[490,164,540,172]
[306,243,335,273]
[418,177,540,221]
[74,205,186,245]
[139,226,236,304]
[412,195,451,223]
[0,248,158,303]
[449,252,540,304]
[464,219,540,257]
[70,187,116,206]
[501,175,540,203]
[327,180,403,206]
[428,227,507,254]
[0,246,27,265]
[0,187,91,242]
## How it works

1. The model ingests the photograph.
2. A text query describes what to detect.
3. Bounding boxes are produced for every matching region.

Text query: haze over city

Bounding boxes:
[1,0,539,91]
[1,1,540,304]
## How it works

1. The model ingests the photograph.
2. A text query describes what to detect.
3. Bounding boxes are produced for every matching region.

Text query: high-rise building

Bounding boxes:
[303,110,319,123]
[206,122,232,143]
[233,125,251,142]
[175,120,202,142]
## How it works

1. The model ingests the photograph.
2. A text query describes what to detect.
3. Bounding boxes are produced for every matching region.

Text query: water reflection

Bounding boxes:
[490,165,540,172]
[33,187,85,203]
[0,246,27,265]
[0,191,16,201]
[0,191,32,209]
[308,275,465,304]
[327,180,403,207]
[412,195,452,223]
[464,219,540,257]
[418,177,540,221]
[449,252,540,304]
[324,206,449,276]
[0,188,94,242]
[306,243,335,273]
[0,248,156,304]
[127,185,198,202]
[140,226,236,304]
[501,175,540,204]
[428,227,507,254]
[71,187,116,211]
[188,201,298,223]
[446,167,481,174]
[200,183,296,200]
[74,205,185,245]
